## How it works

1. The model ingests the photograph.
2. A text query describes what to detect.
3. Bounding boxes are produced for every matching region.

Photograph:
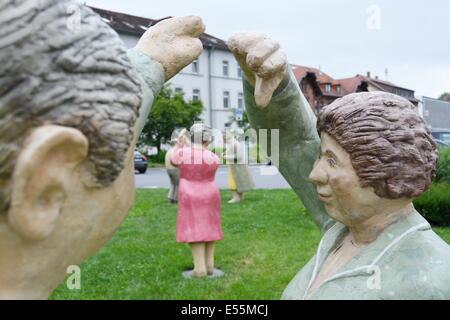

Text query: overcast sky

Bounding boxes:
[84,0,450,98]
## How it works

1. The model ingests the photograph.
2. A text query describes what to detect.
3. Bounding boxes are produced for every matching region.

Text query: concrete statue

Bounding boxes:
[171,124,224,278]
[0,0,204,299]
[165,138,180,204]
[228,32,450,299]
[165,131,185,205]
[165,129,191,204]
[223,129,255,203]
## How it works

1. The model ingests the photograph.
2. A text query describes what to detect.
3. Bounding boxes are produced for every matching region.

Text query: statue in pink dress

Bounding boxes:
[171,124,224,278]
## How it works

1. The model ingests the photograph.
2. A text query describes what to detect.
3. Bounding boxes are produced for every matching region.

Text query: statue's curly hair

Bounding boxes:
[0,0,142,212]
[317,92,437,199]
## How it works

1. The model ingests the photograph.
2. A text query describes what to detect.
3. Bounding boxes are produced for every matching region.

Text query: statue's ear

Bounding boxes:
[8,125,88,241]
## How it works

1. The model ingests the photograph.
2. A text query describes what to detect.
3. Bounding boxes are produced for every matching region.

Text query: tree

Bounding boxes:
[139,85,203,148]
[438,92,450,102]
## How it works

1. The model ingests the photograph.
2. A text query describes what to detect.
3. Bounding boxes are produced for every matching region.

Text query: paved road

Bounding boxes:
[135,165,290,189]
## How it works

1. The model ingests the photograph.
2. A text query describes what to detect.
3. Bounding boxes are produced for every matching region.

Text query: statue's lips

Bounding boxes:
[317,192,333,202]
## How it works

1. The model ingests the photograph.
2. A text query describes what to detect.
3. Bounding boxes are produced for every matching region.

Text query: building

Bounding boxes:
[293,65,419,113]
[90,7,243,131]
[420,96,450,135]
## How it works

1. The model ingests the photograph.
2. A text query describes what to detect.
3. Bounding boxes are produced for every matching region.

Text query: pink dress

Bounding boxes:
[171,146,222,243]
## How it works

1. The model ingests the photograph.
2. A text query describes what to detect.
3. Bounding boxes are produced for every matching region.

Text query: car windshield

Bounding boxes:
[432,131,450,144]
[440,133,450,144]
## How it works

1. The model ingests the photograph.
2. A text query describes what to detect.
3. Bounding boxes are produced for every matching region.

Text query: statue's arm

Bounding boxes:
[127,48,165,136]
[126,16,204,136]
[244,67,335,232]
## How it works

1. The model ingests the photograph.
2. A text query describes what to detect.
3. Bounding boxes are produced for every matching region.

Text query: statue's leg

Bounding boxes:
[189,243,207,277]
[229,191,243,204]
[205,242,225,278]
[205,241,215,274]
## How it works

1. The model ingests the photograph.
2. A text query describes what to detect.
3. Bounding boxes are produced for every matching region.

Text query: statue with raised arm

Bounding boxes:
[223,129,255,203]
[0,0,203,299]
[228,32,450,299]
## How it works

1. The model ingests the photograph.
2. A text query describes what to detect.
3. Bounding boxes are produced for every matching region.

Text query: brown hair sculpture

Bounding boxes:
[317,92,438,199]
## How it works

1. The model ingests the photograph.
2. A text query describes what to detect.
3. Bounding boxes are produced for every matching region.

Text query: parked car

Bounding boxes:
[432,129,450,144]
[134,150,148,174]
[435,139,449,150]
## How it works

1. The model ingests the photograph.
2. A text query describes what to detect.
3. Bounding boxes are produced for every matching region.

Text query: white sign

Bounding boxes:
[235,109,243,121]
[147,147,158,156]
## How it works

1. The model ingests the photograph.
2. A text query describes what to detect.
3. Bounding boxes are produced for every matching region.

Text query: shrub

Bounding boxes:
[414,182,450,226]
[148,150,167,164]
[436,146,450,184]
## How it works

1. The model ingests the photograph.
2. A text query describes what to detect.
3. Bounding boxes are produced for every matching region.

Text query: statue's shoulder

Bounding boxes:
[384,228,450,299]
[405,226,450,258]
[280,256,317,300]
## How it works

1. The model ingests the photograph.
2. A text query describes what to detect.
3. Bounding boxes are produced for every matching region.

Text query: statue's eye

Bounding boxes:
[327,158,337,168]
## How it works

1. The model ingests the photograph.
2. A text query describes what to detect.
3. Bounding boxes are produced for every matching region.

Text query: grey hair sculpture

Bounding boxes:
[0,0,204,299]
[190,123,214,145]
[0,0,142,213]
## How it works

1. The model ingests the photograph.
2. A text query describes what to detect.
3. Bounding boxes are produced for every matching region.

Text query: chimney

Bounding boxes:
[375,75,379,80]
[366,71,371,78]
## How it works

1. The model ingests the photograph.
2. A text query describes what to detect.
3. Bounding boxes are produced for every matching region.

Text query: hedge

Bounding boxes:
[436,146,450,184]
[414,182,450,226]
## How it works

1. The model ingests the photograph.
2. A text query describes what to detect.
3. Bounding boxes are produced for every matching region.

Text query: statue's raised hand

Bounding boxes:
[135,16,205,80]
[228,32,288,108]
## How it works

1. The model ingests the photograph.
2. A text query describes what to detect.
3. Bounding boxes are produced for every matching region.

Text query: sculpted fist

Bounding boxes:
[135,16,205,80]
[176,128,190,147]
[228,32,288,108]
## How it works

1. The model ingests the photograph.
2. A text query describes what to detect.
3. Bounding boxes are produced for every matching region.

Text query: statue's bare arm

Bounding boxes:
[228,32,334,232]
[128,16,205,136]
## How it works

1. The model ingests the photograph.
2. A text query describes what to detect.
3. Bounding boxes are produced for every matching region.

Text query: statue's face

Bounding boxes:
[309,132,383,225]
[0,127,137,299]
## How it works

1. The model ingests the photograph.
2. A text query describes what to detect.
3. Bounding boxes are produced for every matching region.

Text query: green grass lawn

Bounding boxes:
[50,189,450,300]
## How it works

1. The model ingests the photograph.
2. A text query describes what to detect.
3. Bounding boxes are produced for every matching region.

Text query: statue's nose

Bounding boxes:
[309,160,328,186]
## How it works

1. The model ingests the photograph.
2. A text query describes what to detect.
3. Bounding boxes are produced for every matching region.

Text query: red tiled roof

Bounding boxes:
[292,64,334,84]
[369,77,415,93]
[292,65,417,102]
[337,75,367,95]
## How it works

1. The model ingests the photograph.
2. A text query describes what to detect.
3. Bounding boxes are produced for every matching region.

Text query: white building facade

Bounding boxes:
[92,7,244,132]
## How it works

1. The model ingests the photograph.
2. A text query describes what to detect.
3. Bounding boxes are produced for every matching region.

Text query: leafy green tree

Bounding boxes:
[438,92,450,102]
[139,85,203,148]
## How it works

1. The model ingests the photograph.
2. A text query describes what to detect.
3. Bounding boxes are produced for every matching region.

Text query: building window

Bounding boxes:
[237,66,242,78]
[336,85,341,94]
[223,91,230,108]
[192,59,199,74]
[175,87,183,94]
[238,92,244,109]
[222,60,229,77]
[192,89,200,101]
[325,84,331,93]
